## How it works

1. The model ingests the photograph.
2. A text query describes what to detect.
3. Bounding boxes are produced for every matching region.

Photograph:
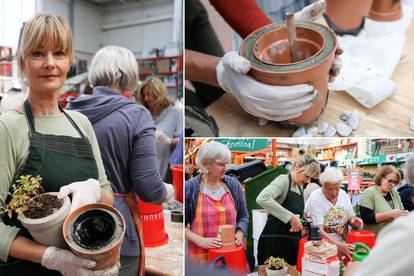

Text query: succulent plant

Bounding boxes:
[4,175,44,218]
[265,256,287,270]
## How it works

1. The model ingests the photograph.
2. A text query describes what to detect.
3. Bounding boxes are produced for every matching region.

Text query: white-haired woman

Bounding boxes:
[185,141,249,265]
[344,157,414,276]
[139,76,182,182]
[304,167,363,259]
[256,153,321,266]
[66,45,173,276]
[0,14,115,275]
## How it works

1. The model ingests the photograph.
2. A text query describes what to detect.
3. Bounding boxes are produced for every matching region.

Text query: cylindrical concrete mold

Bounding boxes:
[324,0,374,35]
[369,0,402,21]
[63,203,125,270]
[240,21,337,125]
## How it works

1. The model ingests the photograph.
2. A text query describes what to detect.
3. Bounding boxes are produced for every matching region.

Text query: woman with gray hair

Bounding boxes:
[67,45,173,276]
[185,141,249,265]
[304,167,363,259]
[344,156,414,276]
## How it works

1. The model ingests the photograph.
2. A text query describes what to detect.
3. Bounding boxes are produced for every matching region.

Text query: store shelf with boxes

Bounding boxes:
[138,55,182,100]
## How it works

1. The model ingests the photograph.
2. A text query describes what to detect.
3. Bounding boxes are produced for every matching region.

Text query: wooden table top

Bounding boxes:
[206,16,414,137]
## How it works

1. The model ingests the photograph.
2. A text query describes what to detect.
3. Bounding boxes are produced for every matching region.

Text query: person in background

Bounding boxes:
[395,169,414,211]
[358,165,408,235]
[185,141,249,265]
[305,167,363,259]
[0,14,116,276]
[256,153,320,265]
[66,45,174,276]
[304,163,326,202]
[344,157,414,276]
[139,76,183,183]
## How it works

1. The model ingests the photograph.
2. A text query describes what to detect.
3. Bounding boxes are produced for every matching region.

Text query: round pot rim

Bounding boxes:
[368,9,402,21]
[240,21,337,74]
[63,203,126,255]
[18,192,70,225]
[252,27,325,66]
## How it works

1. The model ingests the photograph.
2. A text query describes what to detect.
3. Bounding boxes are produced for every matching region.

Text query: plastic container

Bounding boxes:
[296,236,308,272]
[137,198,168,247]
[208,244,249,275]
[344,229,376,264]
[171,165,183,203]
[352,242,370,262]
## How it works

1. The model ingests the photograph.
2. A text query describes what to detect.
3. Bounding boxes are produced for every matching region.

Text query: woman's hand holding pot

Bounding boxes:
[197,236,222,249]
[235,229,244,246]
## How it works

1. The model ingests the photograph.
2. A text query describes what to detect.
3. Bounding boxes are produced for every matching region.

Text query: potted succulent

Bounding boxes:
[4,175,71,247]
[264,256,288,276]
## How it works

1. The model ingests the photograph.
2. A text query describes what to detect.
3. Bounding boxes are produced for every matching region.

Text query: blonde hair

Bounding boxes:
[139,76,173,116]
[195,141,231,174]
[374,165,400,186]
[88,46,138,92]
[294,153,320,179]
[320,167,343,185]
[16,14,74,77]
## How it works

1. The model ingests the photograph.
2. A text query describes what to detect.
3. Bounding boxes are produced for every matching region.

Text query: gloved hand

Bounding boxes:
[155,130,172,145]
[92,261,121,276]
[216,51,319,121]
[163,182,175,202]
[41,246,96,276]
[58,178,101,213]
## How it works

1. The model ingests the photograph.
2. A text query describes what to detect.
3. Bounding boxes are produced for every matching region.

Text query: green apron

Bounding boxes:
[0,100,99,275]
[257,174,304,266]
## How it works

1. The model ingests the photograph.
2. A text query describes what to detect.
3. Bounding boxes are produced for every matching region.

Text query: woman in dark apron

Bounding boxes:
[257,153,321,266]
[0,14,115,276]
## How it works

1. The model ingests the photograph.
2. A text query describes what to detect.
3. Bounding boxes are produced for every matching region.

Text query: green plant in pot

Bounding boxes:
[4,175,71,247]
[264,256,288,276]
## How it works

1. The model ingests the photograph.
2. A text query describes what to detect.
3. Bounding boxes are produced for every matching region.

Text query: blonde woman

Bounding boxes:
[256,153,320,266]
[139,76,182,182]
[0,14,116,275]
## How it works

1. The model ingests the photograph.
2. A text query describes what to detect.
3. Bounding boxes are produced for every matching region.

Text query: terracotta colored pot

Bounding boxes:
[369,0,402,21]
[240,21,337,125]
[63,203,125,270]
[324,0,374,35]
[217,224,235,249]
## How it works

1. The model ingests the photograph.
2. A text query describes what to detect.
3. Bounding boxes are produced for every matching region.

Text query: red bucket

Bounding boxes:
[296,236,308,272]
[137,198,168,247]
[208,244,249,275]
[344,230,376,264]
[171,165,183,203]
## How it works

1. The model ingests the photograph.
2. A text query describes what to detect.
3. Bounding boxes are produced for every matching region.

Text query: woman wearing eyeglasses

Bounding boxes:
[185,141,249,265]
[359,165,408,235]
[139,77,182,182]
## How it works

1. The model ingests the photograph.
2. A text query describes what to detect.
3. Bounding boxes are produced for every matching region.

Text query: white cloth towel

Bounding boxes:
[328,0,413,108]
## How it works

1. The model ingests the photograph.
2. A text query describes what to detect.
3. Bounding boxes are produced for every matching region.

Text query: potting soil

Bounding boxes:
[23,194,63,219]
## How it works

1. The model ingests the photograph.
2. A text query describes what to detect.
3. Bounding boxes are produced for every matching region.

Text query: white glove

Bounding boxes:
[164,182,175,202]
[155,130,172,144]
[294,0,326,21]
[41,246,96,276]
[216,51,319,121]
[58,178,101,213]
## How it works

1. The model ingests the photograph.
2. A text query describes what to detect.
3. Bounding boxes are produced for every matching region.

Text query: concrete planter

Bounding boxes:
[18,192,71,248]
[63,203,125,270]
[240,21,337,125]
